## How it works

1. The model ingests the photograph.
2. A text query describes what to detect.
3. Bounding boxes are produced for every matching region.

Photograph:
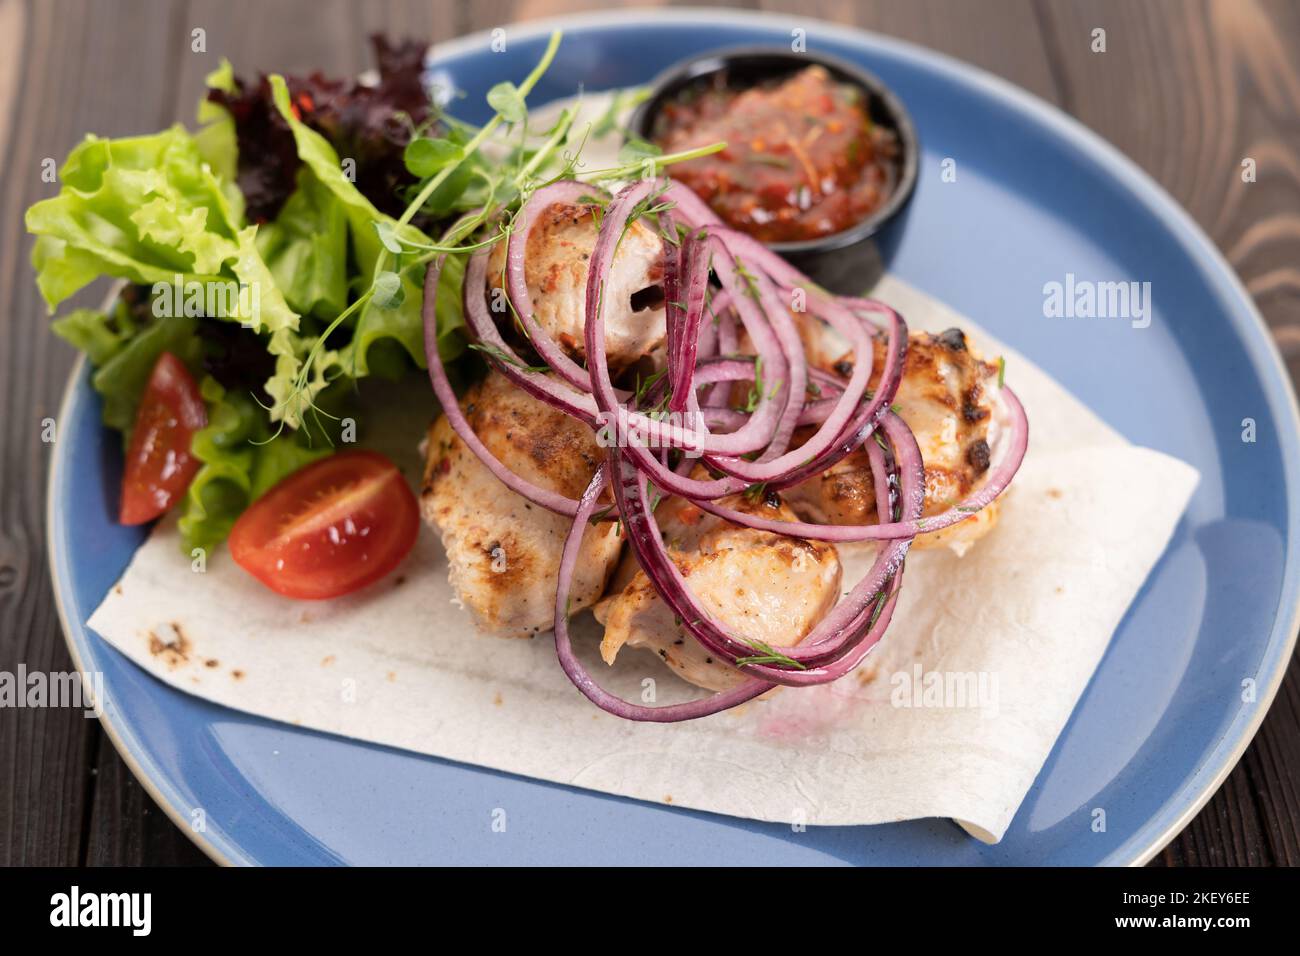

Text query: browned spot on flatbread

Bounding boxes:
[493,691,503,706]
[114,584,123,596]
[856,662,880,686]
[205,659,220,669]
[1047,488,1063,499]
[321,655,336,667]
[147,623,191,668]
[231,669,245,681]
[663,795,674,804]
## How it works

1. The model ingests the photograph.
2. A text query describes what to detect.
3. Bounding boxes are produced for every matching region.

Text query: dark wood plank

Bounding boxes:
[1034,0,1300,867]
[1036,0,1300,378]
[85,740,212,866]
[351,0,465,47]
[764,0,1061,101]
[173,0,366,117]
[1249,663,1300,865]
[0,0,186,866]
[457,0,669,35]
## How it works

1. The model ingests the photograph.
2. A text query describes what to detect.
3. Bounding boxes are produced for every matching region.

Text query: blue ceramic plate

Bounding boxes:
[49,9,1300,865]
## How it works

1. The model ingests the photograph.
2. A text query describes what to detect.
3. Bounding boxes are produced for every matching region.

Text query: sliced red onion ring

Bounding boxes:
[503,180,609,391]
[606,412,922,682]
[668,230,711,414]
[423,256,582,517]
[420,173,1030,722]
[551,464,775,722]
[694,386,1029,542]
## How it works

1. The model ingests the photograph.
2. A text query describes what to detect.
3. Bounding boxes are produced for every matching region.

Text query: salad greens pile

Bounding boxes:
[25,31,720,555]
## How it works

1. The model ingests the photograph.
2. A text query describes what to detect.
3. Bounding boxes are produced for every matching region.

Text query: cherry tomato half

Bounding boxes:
[228,450,419,600]
[120,352,207,525]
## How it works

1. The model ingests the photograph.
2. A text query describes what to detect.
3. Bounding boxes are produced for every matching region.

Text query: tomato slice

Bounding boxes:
[228,450,419,600]
[119,352,208,525]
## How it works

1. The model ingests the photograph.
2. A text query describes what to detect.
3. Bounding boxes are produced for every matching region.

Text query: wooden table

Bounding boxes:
[1,0,1297,867]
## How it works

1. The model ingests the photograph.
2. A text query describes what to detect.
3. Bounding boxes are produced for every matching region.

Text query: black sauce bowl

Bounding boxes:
[630,47,919,295]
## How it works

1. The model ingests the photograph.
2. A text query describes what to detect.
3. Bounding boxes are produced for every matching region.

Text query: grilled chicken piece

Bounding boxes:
[593,484,842,692]
[421,371,623,637]
[485,200,666,370]
[782,326,1002,554]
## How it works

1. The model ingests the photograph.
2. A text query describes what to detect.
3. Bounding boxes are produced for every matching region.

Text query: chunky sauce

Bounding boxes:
[653,65,897,243]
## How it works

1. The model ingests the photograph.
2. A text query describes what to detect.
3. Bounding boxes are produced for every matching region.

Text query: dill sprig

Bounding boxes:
[735,639,807,670]
[467,342,550,373]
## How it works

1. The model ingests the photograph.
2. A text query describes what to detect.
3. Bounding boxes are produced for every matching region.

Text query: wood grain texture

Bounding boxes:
[0,0,1295,867]
[1033,0,1300,868]
[765,0,1063,100]
[1036,0,1300,382]
[0,0,194,867]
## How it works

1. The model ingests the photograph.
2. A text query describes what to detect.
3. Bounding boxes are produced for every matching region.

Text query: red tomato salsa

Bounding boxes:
[652,65,898,243]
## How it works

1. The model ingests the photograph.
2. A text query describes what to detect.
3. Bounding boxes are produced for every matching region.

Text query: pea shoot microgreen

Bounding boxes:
[272,29,727,437]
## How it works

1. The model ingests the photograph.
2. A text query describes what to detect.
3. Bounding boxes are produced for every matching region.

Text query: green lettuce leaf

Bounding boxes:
[26,126,241,310]
[266,74,466,378]
[254,166,349,320]
[31,65,475,556]
[25,110,323,433]
[50,305,140,367]
[84,312,203,435]
[178,376,330,555]
[340,253,467,379]
[194,59,243,223]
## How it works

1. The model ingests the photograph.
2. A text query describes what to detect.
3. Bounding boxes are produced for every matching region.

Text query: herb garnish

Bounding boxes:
[735,639,807,670]
[274,30,726,436]
[467,342,550,373]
